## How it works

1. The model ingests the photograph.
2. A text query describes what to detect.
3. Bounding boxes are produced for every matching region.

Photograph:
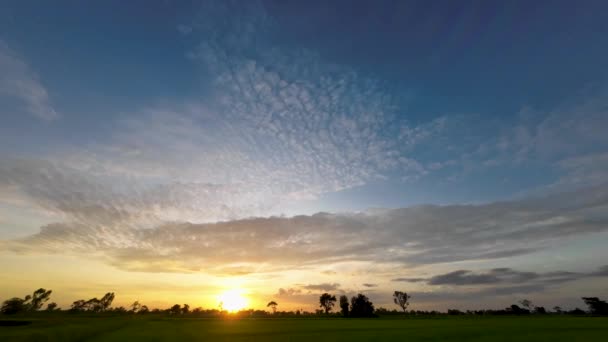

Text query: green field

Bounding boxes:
[1,316,606,341]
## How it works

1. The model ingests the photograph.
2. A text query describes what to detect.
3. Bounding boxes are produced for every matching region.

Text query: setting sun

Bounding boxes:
[217,289,248,312]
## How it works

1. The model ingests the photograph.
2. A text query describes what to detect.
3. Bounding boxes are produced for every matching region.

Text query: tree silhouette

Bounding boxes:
[393,291,411,314]
[1,288,53,314]
[182,304,190,314]
[70,299,87,312]
[339,295,349,317]
[68,293,114,313]
[319,293,337,314]
[85,298,102,312]
[582,297,608,315]
[169,304,181,315]
[519,299,534,311]
[99,292,115,312]
[139,305,150,314]
[267,301,278,314]
[29,288,52,311]
[1,298,27,315]
[350,294,375,317]
[130,301,141,313]
[46,302,58,312]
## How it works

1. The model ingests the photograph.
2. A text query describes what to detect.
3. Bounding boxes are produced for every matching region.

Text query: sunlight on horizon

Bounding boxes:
[217,289,248,312]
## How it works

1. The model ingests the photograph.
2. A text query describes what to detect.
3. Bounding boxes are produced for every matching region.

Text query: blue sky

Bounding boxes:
[1,0,608,310]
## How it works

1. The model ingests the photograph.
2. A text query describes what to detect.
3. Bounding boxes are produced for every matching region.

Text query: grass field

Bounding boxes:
[1,315,606,341]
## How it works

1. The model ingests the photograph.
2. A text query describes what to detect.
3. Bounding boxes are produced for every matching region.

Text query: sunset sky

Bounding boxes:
[1,0,608,312]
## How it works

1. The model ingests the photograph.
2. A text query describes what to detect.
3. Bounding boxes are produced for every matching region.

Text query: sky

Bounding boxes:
[1,0,608,312]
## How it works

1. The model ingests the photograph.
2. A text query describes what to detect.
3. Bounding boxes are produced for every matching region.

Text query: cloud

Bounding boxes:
[3,182,608,274]
[176,24,192,35]
[0,2,446,225]
[277,288,302,297]
[301,283,341,292]
[0,40,58,120]
[393,266,607,287]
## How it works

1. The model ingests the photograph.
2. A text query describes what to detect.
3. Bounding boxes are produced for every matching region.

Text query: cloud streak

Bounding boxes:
[393,267,605,286]
[3,182,608,274]
[0,40,58,120]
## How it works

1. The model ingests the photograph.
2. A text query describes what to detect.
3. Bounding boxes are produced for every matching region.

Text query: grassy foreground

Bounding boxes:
[1,315,607,341]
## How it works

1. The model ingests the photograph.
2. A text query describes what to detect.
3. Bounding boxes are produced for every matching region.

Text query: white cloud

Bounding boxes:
[0,40,58,120]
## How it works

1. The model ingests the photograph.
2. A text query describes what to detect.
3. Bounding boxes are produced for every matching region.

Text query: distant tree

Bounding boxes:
[1,289,54,314]
[71,299,87,312]
[582,297,608,315]
[86,298,103,312]
[534,306,547,314]
[447,309,463,315]
[46,302,58,312]
[393,291,411,314]
[267,301,278,314]
[339,295,349,317]
[99,292,115,312]
[29,288,52,311]
[553,306,562,314]
[508,304,530,315]
[113,306,127,314]
[350,294,375,317]
[182,304,190,314]
[569,308,586,315]
[1,298,27,315]
[319,293,337,314]
[130,301,141,313]
[519,299,534,311]
[139,305,149,314]
[169,304,181,315]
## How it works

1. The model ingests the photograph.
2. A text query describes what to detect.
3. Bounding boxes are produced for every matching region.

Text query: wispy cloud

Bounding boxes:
[3,181,608,274]
[301,283,341,292]
[0,40,58,120]
[392,267,603,286]
[392,265,608,306]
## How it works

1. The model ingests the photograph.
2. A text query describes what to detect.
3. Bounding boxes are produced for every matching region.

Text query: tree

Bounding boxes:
[1,288,53,314]
[393,291,411,314]
[169,304,182,315]
[508,304,530,315]
[582,297,608,315]
[139,305,149,314]
[267,301,278,314]
[182,304,190,314]
[350,294,375,317]
[29,288,52,311]
[130,301,141,313]
[46,302,58,312]
[85,298,102,313]
[553,306,562,314]
[339,295,349,317]
[71,299,87,312]
[1,298,27,315]
[519,299,534,311]
[319,293,337,314]
[99,292,115,312]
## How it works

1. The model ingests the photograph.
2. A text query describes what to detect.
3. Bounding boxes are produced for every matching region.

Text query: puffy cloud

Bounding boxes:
[0,40,58,120]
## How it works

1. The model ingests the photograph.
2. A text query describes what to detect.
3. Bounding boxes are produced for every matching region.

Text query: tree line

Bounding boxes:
[2,288,608,317]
